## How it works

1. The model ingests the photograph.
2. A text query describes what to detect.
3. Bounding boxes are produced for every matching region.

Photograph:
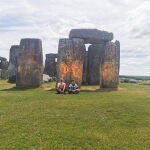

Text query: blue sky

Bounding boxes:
[0,0,150,75]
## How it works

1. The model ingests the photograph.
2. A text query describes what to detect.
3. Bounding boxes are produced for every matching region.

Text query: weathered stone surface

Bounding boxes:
[115,40,120,72]
[57,28,120,88]
[44,53,57,77]
[0,69,8,79]
[100,41,120,88]
[82,51,88,84]
[0,56,8,79]
[16,38,43,88]
[69,29,113,44]
[8,45,21,83]
[0,56,8,70]
[87,44,105,85]
[0,56,6,61]
[57,38,86,86]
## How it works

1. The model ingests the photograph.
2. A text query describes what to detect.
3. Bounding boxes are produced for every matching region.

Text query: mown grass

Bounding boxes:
[0,80,150,150]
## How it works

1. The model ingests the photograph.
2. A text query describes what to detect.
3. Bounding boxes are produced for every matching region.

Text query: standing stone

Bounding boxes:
[82,51,88,84]
[0,56,8,79]
[0,57,8,70]
[8,45,21,83]
[69,29,113,44]
[44,53,57,77]
[100,41,120,88]
[16,39,43,88]
[87,43,105,85]
[0,69,8,80]
[0,69,2,79]
[57,38,86,86]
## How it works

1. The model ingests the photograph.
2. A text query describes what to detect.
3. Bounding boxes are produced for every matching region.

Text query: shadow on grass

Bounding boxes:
[0,86,39,91]
[45,88,118,93]
[1,85,118,93]
[81,88,118,92]
[45,88,56,92]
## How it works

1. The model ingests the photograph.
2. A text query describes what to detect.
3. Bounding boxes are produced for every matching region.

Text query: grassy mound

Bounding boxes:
[0,80,150,150]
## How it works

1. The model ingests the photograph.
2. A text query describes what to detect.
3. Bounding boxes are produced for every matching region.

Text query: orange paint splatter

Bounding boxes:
[101,62,117,83]
[58,60,82,80]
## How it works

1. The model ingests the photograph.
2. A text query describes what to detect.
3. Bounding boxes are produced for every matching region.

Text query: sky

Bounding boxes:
[0,0,150,76]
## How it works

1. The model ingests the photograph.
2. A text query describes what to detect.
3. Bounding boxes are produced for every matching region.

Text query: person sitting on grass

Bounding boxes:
[68,80,80,94]
[56,79,66,94]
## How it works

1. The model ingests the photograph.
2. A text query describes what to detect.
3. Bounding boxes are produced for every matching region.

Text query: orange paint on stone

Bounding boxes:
[59,60,82,80]
[17,52,43,87]
[101,62,117,85]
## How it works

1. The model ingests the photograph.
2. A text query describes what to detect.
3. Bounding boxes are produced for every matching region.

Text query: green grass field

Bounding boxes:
[0,80,150,150]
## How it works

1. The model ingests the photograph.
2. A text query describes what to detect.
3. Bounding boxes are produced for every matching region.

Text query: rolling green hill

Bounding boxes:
[119,75,150,80]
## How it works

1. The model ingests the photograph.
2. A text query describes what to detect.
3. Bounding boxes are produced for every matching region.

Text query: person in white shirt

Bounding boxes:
[68,80,80,94]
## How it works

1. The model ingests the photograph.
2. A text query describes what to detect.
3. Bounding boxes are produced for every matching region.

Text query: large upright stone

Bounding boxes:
[87,44,105,85]
[0,56,8,79]
[0,69,8,79]
[16,39,43,88]
[44,53,57,77]
[0,56,8,70]
[69,29,113,44]
[57,38,86,86]
[100,41,120,88]
[8,45,21,83]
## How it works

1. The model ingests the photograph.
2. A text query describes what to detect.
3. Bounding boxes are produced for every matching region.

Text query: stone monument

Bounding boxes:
[44,53,57,77]
[8,45,21,83]
[16,38,43,88]
[100,41,120,88]
[0,56,8,79]
[57,38,86,86]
